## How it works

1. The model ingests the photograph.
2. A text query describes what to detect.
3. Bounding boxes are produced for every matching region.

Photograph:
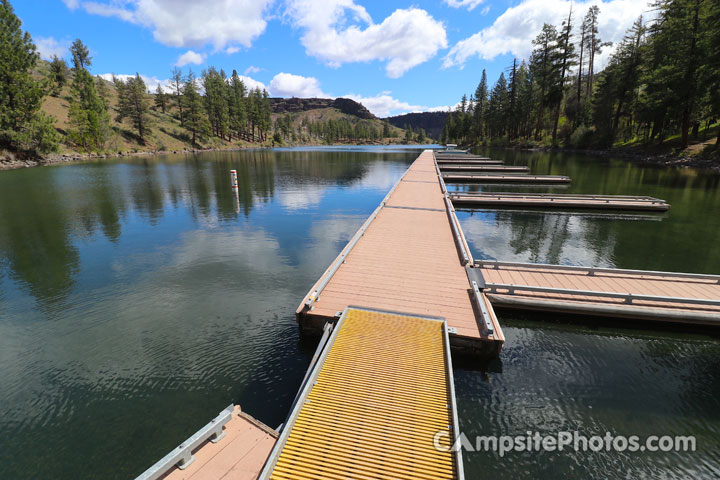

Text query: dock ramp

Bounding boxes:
[260,307,464,480]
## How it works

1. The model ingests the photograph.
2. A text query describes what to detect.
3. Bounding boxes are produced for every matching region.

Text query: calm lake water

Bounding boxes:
[1,146,719,479]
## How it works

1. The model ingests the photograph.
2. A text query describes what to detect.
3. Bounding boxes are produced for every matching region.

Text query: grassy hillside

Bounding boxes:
[33,63,417,156]
[39,71,244,155]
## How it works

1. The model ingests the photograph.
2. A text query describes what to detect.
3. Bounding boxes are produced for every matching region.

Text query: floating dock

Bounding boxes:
[435,154,490,160]
[436,159,504,166]
[135,149,720,480]
[443,173,571,185]
[439,165,530,173]
[260,307,464,480]
[450,192,670,211]
[476,260,720,323]
[136,405,278,480]
[296,150,504,356]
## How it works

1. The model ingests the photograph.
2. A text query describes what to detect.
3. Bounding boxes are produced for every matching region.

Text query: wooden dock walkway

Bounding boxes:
[475,260,720,324]
[440,165,530,173]
[260,307,464,480]
[443,173,571,184]
[436,159,504,165]
[436,154,491,160]
[296,150,504,356]
[450,192,670,211]
[136,406,278,480]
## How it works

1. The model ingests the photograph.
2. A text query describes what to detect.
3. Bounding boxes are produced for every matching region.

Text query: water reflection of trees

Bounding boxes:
[468,148,720,272]
[0,150,386,305]
[0,171,80,305]
[484,210,618,266]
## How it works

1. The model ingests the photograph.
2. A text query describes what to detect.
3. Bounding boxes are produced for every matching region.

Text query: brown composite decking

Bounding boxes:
[436,159,504,165]
[439,165,530,172]
[160,407,277,480]
[478,262,720,323]
[450,193,670,211]
[296,150,504,356]
[443,173,571,184]
[435,155,491,160]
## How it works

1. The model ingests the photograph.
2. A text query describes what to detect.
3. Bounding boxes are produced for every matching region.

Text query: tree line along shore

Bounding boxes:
[441,0,720,163]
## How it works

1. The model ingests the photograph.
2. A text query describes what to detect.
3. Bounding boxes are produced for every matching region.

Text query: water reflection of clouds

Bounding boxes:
[0,225,302,424]
[460,211,617,267]
[349,161,405,191]
[300,214,367,279]
[276,186,326,210]
[275,161,406,211]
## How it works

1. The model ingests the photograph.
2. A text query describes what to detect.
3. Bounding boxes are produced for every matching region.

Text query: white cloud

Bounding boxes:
[238,75,266,91]
[226,46,240,54]
[343,93,426,117]
[426,104,459,112]
[175,50,205,67]
[443,0,651,67]
[83,1,135,22]
[98,73,173,93]
[244,65,261,75]
[285,1,447,78]
[444,0,485,11]
[269,73,328,98]
[481,5,491,15]
[67,0,273,50]
[35,36,70,60]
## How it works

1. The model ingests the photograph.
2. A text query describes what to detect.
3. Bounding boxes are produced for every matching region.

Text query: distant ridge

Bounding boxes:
[385,111,449,140]
[270,97,376,120]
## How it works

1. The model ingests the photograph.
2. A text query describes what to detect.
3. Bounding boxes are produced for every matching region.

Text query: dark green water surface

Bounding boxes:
[0,146,718,479]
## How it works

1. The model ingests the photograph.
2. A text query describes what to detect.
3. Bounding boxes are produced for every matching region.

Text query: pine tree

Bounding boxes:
[171,66,184,126]
[228,69,247,139]
[582,6,607,97]
[95,75,109,106]
[516,61,534,139]
[576,13,587,112]
[551,6,577,144]
[68,68,110,151]
[0,0,58,153]
[115,74,151,142]
[404,126,413,143]
[182,70,210,146]
[154,84,166,113]
[259,89,272,141]
[530,23,562,140]
[507,59,519,139]
[473,70,488,141]
[48,55,68,96]
[70,38,91,71]
[487,73,509,139]
[202,67,230,140]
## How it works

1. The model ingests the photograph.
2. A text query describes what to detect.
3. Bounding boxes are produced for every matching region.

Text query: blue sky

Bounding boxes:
[16,0,651,117]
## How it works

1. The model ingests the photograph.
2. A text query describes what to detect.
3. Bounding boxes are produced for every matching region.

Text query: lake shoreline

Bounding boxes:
[510,145,720,171]
[0,140,433,171]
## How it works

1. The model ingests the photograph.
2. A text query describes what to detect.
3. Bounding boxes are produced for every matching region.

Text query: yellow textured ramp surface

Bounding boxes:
[270,308,458,480]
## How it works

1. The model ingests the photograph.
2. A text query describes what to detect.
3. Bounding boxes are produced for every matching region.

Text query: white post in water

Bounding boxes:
[230,170,238,190]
